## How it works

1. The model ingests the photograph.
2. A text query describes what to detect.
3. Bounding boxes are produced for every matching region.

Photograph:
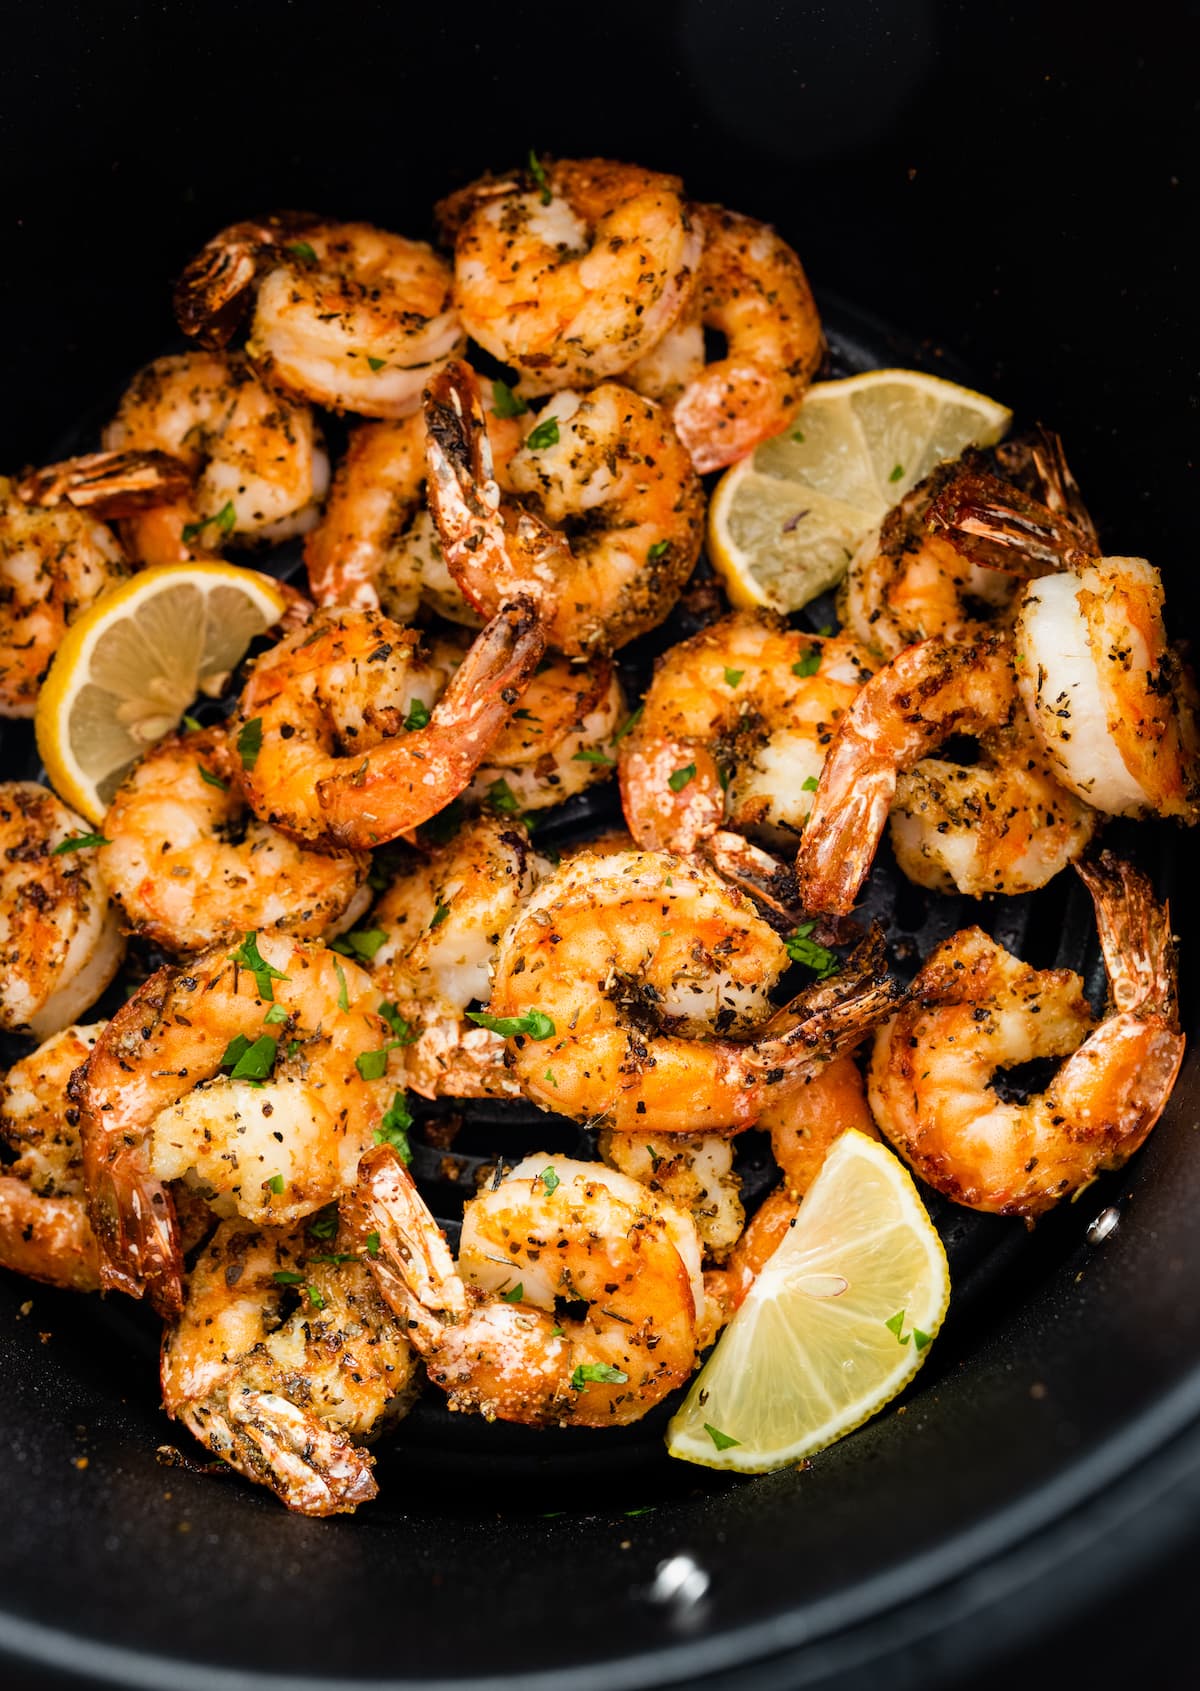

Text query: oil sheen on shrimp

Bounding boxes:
[439,157,700,392]
[74,932,405,1315]
[99,726,370,952]
[162,1218,419,1515]
[869,853,1183,1218]
[485,846,900,1132]
[424,360,704,656]
[0,783,125,1038]
[349,1147,702,1427]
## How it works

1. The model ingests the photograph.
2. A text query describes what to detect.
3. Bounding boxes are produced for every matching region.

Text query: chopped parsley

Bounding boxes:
[263,1003,289,1026]
[540,1167,560,1196]
[182,714,203,732]
[785,919,839,979]
[572,747,612,765]
[723,668,744,688]
[404,698,431,731]
[570,1362,628,1389]
[525,415,559,451]
[889,463,904,483]
[528,148,553,204]
[491,379,528,419]
[229,931,289,1002]
[429,902,450,931]
[181,500,236,545]
[286,240,318,262]
[356,1046,397,1081]
[791,429,806,443]
[913,1328,933,1351]
[378,1001,417,1044]
[220,1032,279,1082]
[487,777,521,814]
[308,1206,339,1240]
[366,356,386,373]
[197,764,228,791]
[266,1174,285,1195]
[374,1091,414,1162]
[236,717,263,771]
[791,648,821,679]
[885,1310,909,1343]
[668,763,696,792]
[52,832,109,854]
[334,961,349,1012]
[467,1008,555,1040]
[647,539,670,561]
[272,1270,305,1286]
[801,775,819,792]
[331,927,388,962]
[365,1230,381,1257]
[704,1422,741,1451]
[501,1283,524,1304]
[611,705,643,744]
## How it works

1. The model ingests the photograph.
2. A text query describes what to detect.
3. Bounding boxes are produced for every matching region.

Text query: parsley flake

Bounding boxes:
[366,356,386,373]
[885,1310,910,1343]
[378,1000,417,1044]
[724,668,744,688]
[263,1003,289,1026]
[572,747,612,765]
[487,777,521,815]
[181,500,236,545]
[791,648,821,678]
[490,379,528,419]
[286,240,318,262]
[785,919,839,979]
[647,539,670,561]
[467,1008,555,1040]
[668,764,696,793]
[913,1327,933,1352]
[802,774,819,792]
[331,927,388,962]
[525,415,559,451]
[374,1092,413,1162]
[306,1283,326,1309]
[197,764,228,791]
[611,705,643,745]
[889,463,904,483]
[182,714,203,732]
[365,1230,381,1257]
[236,717,263,771]
[429,902,450,931]
[221,1032,278,1082]
[528,148,553,204]
[501,1283,524,1304]
[52,832,109,855]
[791,429,806,443]
[404,698,431,731]
[704,1422,741,1451]
[570,1362,628,1389]
[540,1167,560,1196]
[272,1270,304,1286]
[308,1206,339,1240]
[229,931,289,1002]
[266,1174,285,1195]
[334,961,349,1013]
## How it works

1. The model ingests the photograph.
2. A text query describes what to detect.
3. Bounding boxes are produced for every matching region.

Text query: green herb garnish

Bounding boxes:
[229,931,289,1002]
[236,717,263,771]
[181,500,236,545]
[374,1091,413,1162]
[331,927,388,962]
[723,668,744,688]
[491,379,528,419]
[525,415,559,451]
[197,764,228,791]
[467,1008,555,1040]
[647,539,670,561]
[704,1422,741,1451]
[52,832,109,855]
[570,1363,628,1389]
[528,148,553,204]
[785,919,839,980]
[791,648,821,678]
[668,764,696,793]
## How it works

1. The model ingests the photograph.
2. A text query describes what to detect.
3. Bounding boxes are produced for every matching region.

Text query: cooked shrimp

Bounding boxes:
[486,847,900,1132]
[628,205,823,473]
[74,933,404,1315]
[175,216,463,418]
[424,361,704,656]
[869,853,1182,1218]
[0,784,125,1038]
[98,726,370,952]
[468,652,626,812]
[795,631,1021,915]
[889,711,1097,898]
[370,814,553,1098]
[1017,557,1200,821]
[349,1148,701,1427]
[439,157,700,392]
[0,476,127,717]
[161,1218,418,1515]
[599,1130,744,1259]
[304,392,523,615]
[0,1023,104,1292]
[619,611,875,856]
[100,351,329,564]
[230,602,545,851]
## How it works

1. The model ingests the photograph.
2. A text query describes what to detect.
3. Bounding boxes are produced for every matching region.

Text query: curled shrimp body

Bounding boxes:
[1017,557,1200,821]
[161,1219,418,1516]
[628,206,823,474]
[101,351,329,565]
[599,1130,745,1259]
[230,603,545,850]
[618,612,875,856]
[176,217,463,419]
[370,815,553,1099]
[74,933,403,1315]
[349,1148,702,1427]
[424,361,704,656]
[0,476,127,717]
[0,784,125,1038]
[468,652,626,813]
[869,853,1183,1218]
[486,847,900,1133]
[98,727,370,953]
[0,1023,105,1292]
[439,158,700,392]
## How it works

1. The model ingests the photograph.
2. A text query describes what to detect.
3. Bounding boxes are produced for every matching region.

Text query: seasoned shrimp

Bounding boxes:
[0,1023,104,1292]
[349,1148,702,1427]
[0,476,128,717]
[99,726,370,952]
[599,1130,745,1259]
[1017,557,1200,821]
[439,157,700,392]
[795,631,1024,915]
[0,784,125,1037]
[231,602,545,850]
[486,847,900,1132]
[100,351,329,564]
[424,361,704,656]
[628,205,823,474]
[304,392,523,616]
[370,815,553,1098]
[175,217,463,419]
[869,853,1183,1218]
[468,652,626,812]
[162,1218,418,1515]
[74,933,404,1315]
[619,611,875,856]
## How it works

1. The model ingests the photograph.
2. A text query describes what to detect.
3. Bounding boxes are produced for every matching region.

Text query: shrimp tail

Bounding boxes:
[316,595,546,847]
[173,215,315,346]
[995,425,1100,552]
[18,450,193,518]
[701,830,804,932]
[177,1392,377,1517]
[347,1146,467,1340]
[1075,851,1180,1023]
[928,469,1096,575]
[752,924,903,1072]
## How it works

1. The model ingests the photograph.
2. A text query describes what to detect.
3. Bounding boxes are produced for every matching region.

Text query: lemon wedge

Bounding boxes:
[667,1130,950,1473]
[35,562,286,823]
[708,369,1012,612]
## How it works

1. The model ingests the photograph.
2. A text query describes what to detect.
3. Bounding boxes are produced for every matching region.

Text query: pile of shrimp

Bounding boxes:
[1,154,1194,1516]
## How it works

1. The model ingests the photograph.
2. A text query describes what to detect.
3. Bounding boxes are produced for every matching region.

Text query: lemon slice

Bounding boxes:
[708,369,1012,611]
[667,1130,949,1473]
[36,563,286,823]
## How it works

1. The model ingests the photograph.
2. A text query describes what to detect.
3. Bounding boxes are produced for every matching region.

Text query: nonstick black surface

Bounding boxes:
[2,4,1197,1689]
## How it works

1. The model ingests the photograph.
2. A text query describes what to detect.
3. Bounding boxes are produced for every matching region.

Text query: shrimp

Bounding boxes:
[423,360,704,656]
[869,853,1183,1218]
[438,157,700,392]
[175,217,463,419]
[369,815,554,1099]
[598,1130,745,1260]
[98,726,370,953]
[161,1218,419,1515]
[795,631,1025,915]
[230,602,545,851]
[485,846,900,1133]
[627,205,823,474]
[468,651,626,813]
[618,611,875,856]
[0,1023,105,1292]
[348,1147,702,1427]
[1017,557,1200,821]
[303,391,523,616]
[0,784,125,1038]
[73,932,404,1315]
[100,351,329,565]
[0,475,127,717]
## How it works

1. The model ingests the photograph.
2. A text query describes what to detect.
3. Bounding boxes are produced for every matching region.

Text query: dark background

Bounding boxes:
[2,2,1198,1687]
